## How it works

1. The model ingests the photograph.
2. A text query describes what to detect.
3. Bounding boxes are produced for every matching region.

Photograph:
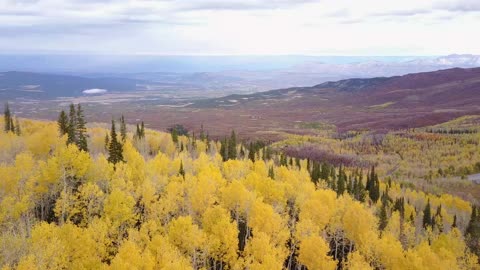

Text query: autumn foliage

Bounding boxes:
[0,116,479,270]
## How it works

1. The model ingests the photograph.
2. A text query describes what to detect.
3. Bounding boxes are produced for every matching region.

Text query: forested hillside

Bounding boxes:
[1,106,480,269]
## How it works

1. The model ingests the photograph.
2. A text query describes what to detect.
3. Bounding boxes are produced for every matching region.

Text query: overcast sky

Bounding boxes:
[0,0,479,55]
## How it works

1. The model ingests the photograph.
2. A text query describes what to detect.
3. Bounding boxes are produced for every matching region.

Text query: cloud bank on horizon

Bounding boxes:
[0,0,479,55]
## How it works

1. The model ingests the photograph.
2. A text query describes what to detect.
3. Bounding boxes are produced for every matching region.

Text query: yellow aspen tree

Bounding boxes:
[298,235,336,270]
[202,205,239,267]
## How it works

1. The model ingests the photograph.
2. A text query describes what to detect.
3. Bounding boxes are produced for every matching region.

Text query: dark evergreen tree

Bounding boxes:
[354,177,366,202]
[67,104,77,145]
[365,171,371,191]
[140,121,145,138]
[268,166,275,179]
[136,123,141,139]
[120,115,127,142]
[423,200,432,229]
[393,197,405,215]
[279,154,288,167]
[179,161,185,178]
[3,102,15,133]
[4,102,11,132]
[248,142,255,162]
[366,166,380,203]
[379,200,388,231]
[206,133,211,151]
[265,147,272,160]
[310,162,320,185]
[320,163,330,180]
[466,205,480,259]
[108,119,123,164]
[336,166,346,195]
[58,110,69,136]
[76,104,88,152]
[228,130,237,160]
[171,126,178,143]
[220,138,228,161]
[191,131,196,148]
[452,214,457,228]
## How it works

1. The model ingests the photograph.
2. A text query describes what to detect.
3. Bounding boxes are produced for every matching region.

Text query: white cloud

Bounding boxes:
[83,88,107,94]
[0,0,479,55]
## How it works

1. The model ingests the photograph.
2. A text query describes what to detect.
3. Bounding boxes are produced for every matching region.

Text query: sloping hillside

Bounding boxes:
[177,67,480,135]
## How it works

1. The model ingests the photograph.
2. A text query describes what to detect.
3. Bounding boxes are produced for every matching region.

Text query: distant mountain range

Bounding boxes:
[1,54,479,100]
[285,54,480,77]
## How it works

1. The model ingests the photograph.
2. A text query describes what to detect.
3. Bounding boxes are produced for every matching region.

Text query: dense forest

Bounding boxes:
[1,104,480,269]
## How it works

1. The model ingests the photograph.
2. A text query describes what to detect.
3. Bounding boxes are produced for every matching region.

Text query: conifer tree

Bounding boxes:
[265,147,272,160]
[67,104,77,145]
[140,121,145,138]
[466,205,480,258]
[171,127,178,143]
[337,166,346,195]
[191,131,196,148]
[179,161,185,178]
[228,130,237,160]
[423,200,432,229]
[4,102,11,132]
[3,102,15,133]
[365,171,372,192]
[76,104,88,152]
[379,200,388,231]
[58,110,69,136]
[120,115,127,142]
[321,163,330,180]
[452,214,457,228]
[220,138,228,161]
[367,166,380,203]
[206,133,210,151]
[310,162,320,185]
[108,119,123,164]
[136,123,141,139]
[268,166,275,179]
[248,142,255,162]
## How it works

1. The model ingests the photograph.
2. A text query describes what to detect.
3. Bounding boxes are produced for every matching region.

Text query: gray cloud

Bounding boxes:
[372,9,431,17]
[435,0,480,12]
[171,0,319,11]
